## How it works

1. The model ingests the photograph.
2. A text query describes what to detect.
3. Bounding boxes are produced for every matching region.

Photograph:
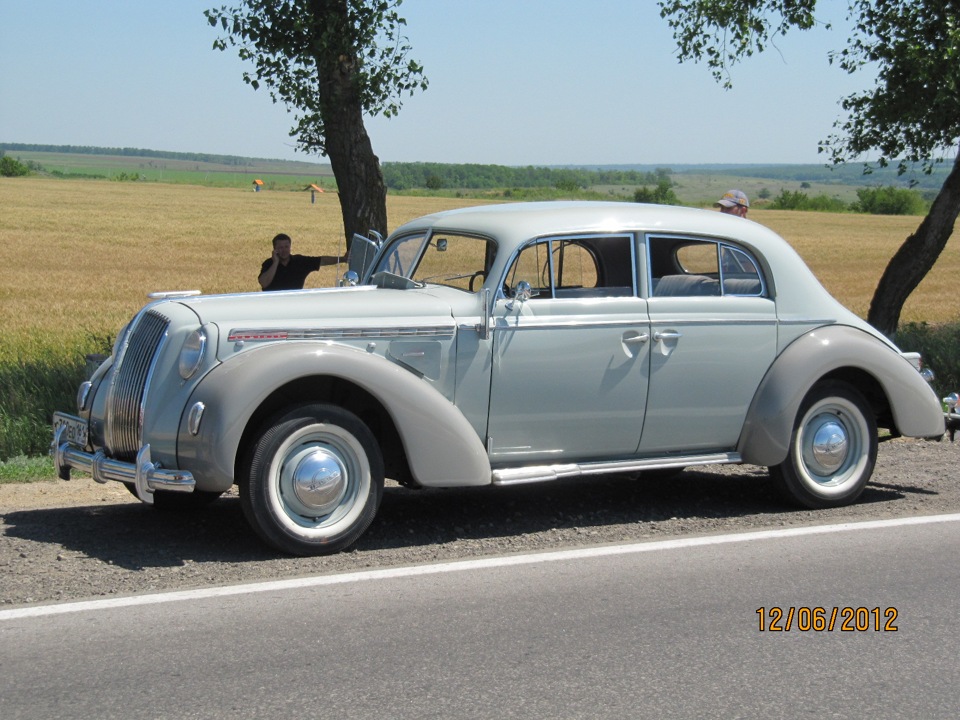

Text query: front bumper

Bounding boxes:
[51,424,195,505]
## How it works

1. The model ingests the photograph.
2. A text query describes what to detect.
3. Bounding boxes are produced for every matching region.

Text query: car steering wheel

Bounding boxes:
[469,270,486,292]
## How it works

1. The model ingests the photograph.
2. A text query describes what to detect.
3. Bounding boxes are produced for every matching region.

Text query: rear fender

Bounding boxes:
[738,325,944,466]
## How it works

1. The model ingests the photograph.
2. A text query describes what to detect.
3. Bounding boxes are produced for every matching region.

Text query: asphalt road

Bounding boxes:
[2,515,958,720]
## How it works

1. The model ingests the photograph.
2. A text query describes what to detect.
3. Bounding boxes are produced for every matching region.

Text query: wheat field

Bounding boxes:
[1,177,958,351]
[0,179,488,351]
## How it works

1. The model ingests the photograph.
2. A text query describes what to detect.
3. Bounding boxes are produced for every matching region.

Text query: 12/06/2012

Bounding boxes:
[757,606,899,632]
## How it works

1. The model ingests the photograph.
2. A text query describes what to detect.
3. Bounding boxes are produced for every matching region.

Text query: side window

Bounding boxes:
[649,236,764,297]
[720,245,764,296]
[553,241,599,291]
[504,235,635,299]
[505,240,551,298]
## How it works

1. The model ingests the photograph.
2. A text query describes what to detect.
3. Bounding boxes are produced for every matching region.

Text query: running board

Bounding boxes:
[491,452,741,486]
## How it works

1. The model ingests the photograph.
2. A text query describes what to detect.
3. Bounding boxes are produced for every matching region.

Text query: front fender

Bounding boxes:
[177,342,491,491]
[738,325,944,467]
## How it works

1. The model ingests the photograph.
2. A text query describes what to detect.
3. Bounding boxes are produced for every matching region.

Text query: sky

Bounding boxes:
[1,1,865,167]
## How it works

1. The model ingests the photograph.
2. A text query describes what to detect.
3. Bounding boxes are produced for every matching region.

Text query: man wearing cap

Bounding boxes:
[715,189,749,217]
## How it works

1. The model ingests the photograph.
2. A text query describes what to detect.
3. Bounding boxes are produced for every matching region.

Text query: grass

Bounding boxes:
[8,149,337,189]
[668,173,868,208]
[2,175,959,468]
[0,455,55,484]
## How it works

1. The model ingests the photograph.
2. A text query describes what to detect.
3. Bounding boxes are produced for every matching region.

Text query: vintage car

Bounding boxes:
[52,201,945,555]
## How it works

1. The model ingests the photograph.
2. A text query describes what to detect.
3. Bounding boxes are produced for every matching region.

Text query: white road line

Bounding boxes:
[4,513,959,621]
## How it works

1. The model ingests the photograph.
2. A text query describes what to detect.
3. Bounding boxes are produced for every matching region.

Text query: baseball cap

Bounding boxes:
[715,189,750,208]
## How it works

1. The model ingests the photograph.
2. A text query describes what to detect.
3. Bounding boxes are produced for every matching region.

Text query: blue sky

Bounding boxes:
[1,1,864,166]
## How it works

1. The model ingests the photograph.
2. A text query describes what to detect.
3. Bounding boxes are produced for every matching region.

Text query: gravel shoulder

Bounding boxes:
[3,436,959,608]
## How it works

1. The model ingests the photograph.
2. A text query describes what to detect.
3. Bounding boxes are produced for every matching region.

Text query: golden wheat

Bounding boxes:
[0,179,485,348]
[760,210,960,323]
[1,178,957,352]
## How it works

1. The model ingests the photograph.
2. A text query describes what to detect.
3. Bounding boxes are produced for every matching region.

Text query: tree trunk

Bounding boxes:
[323,105,388,253]
[867,151,960,337]
[313,4,388,254]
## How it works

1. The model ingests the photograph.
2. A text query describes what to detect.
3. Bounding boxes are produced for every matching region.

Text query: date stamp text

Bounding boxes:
[757,606,898,632]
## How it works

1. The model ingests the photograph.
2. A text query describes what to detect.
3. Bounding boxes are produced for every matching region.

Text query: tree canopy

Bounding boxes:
[659,0,960,172]
[206,0,427,244]
[659,0,960,335]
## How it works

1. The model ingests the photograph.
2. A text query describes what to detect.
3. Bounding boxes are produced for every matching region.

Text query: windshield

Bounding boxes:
[372,231,497,292]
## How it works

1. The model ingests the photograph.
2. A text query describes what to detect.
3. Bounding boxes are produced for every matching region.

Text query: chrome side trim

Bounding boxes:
[147,290,201,299]
[491,452,741,486]
[494,318,651,331]
[777,318,837,326]
[227,325,456,342]
[648,317,778,327]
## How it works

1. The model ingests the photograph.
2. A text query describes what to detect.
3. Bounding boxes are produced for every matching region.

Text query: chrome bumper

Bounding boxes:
[51,425,195,505]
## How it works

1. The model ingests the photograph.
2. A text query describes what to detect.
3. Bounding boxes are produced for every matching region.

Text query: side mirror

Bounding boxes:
[515,280,533,302]
[507,280,533,310]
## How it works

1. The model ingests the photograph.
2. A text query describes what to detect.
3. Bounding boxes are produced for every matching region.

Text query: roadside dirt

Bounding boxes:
[3,435,959,608]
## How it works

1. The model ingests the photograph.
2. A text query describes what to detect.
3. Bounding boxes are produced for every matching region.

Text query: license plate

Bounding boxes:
[53,412,89,448]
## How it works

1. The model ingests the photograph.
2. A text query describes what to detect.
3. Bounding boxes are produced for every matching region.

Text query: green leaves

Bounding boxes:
[823,0,960,173]
[658,1,960,173]
[204,0,427,155]
[658,0,820,88]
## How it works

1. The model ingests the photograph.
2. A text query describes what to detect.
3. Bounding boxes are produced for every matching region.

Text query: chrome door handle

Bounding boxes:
[654,330,682,342]
[623,333,650,344]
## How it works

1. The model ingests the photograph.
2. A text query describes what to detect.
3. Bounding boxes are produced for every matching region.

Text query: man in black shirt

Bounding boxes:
[258,233,342,291]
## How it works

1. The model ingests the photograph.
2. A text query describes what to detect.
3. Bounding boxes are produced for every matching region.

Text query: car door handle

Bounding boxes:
[654,330,683,342]
[623,333,650,345]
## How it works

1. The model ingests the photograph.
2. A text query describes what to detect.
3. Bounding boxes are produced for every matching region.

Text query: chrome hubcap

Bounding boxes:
[282,446,347,517]
[810,420,847,472]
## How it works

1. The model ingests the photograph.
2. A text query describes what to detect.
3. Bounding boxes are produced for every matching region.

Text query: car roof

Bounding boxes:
[392,200,776,250]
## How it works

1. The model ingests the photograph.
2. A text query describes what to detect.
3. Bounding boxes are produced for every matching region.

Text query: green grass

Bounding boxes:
[895,321,960,401]
[0,334,110,461]
[8,149,336,190]
[0,455,55,484]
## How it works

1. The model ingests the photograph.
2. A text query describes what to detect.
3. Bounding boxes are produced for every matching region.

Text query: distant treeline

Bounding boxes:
[693,161,955,191]
[0,143,262,167]
[382,162,671,191]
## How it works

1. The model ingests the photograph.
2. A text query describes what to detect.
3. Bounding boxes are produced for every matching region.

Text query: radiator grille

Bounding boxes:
[106,310,169,459]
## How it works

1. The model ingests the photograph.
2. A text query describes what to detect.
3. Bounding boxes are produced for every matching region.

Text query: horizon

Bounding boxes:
[0,141,847,169]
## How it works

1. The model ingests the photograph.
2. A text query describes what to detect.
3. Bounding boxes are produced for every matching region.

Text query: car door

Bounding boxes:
[639,235,777,454]
[486,234,651,463]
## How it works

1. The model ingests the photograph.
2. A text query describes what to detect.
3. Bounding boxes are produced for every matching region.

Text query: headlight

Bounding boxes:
[179,329,207,380]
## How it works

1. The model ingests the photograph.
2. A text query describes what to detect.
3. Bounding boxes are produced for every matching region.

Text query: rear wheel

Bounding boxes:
[241,404,384,555]
[770,381,877,509]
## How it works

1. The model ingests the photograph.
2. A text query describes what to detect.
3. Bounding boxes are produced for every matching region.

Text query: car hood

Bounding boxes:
[171,285,458,330]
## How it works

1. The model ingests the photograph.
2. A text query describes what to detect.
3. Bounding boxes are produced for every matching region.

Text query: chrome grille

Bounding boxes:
[106,309,169,459]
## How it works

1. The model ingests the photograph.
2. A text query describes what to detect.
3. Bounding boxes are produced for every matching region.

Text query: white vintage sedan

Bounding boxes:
[52,202,945,555]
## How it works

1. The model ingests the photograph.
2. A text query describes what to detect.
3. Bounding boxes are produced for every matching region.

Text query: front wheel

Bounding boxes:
[241,404,384,555]
[770,381,877,509]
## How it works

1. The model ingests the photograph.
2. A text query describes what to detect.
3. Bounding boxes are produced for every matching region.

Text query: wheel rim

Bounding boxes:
[795,398,869,494]
[267,422,371,537]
